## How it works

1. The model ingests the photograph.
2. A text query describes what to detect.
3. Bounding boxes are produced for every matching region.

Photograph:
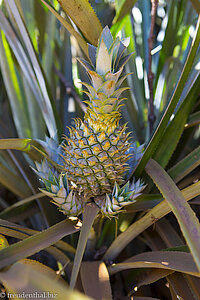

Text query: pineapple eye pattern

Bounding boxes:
[34,27,145,217]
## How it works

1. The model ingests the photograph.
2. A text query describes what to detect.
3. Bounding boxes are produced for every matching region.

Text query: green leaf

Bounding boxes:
[126,194,162,212]
[167,272,200,300]
[0,218,76,255]
[186,111,200,127]
[145,159,200,272]
[103,181,200,261]
[168,145,200,183]
[134,14,200,178]
[0,259,92,300]
[112,0,137,28]
[0,162,31,198]
[80,261,112,300]
[108,251,200,277]
[0,235,9,250]
[0,219,81,269]
[57,0,102,46]
[0,226,70,266]
[0,2,58,138]
[0,138,43,161]
[40,0,89,58]
[0,32,31,138]
[129,268,174,293]
[0,192,44,221]
[155,0,187,85]
[152,73,200,168]
[70,203,99,289]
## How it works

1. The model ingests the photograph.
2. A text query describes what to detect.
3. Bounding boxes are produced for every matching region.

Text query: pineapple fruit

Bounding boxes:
[35,27,144,217]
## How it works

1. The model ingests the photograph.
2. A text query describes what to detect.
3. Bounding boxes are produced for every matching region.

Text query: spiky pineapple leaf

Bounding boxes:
[0,218,76,255]
[96,38,111,75]
[108,251,200,277]
[57,0,102,46]
[0,219,81,269]
[103,180,200,261]
[146,159,200,272]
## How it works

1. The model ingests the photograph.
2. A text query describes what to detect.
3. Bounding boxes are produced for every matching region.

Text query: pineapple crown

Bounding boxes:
[77,26,133,116]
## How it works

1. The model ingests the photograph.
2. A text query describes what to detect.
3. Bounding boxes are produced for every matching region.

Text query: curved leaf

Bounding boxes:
[103,181,200,261]
[81,261,112,300]
[168,145,200,183]
[108,251,200,277]
[0,219,81,269]
[0,138,44,161]
[0,218,76,255]
[0,259,92,300]
[146,159,200,272]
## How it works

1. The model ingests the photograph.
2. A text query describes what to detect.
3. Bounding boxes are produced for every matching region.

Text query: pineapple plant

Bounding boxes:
[0,1,200,299]
[36,26,144,217]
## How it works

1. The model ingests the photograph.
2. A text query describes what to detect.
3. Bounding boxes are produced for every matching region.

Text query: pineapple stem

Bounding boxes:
[70,202,99,289]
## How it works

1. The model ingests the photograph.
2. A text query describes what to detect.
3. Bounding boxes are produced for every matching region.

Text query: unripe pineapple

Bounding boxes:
[62,27,132,204]
[35,27,145,216]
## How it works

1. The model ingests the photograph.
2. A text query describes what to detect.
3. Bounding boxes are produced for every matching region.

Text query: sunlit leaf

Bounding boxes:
[57,0,102,46]
[80,261,112,300]
[0,259,92,300]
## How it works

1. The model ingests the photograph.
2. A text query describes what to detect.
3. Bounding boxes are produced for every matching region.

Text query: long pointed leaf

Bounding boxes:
[0,259,92,300]
[0,219,81,269]
[108,251,200,277]
[57,0,102,46]
[146,159,200,272]
[0,2,57,138]
[81,261,112,300]
[103,181,200,261]
[134,14,200,178]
